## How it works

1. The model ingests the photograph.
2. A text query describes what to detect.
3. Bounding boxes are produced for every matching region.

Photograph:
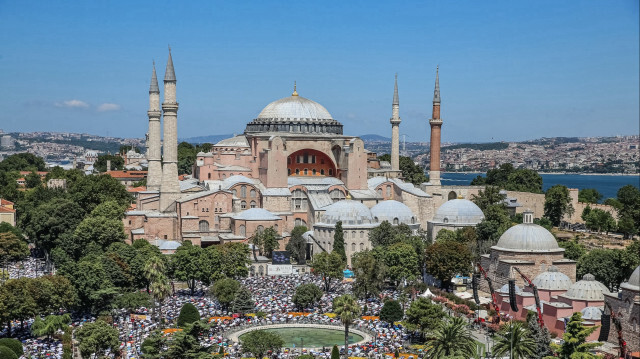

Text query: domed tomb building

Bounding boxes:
[479,210,576,292]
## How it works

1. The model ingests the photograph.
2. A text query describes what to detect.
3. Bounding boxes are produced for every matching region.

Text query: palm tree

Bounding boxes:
[332,294,361,358]
[493,321,536,359]
[144,256,171,325]
[426,316,477,359]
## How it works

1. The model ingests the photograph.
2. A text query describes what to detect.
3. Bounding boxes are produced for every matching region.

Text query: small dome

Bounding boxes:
[494,223,560,252]
[580,306,603,321]
[233,208,280,221]
[499,283,522,294]
[432,199,485,225]
[320,200,373,226]
[533,266,573,291]
[621,265,640,291]
[370,200,416,225]
[562,274,610,301]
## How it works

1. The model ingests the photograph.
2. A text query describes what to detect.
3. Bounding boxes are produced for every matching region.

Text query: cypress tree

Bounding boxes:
[526,312,552,359]
[333,221,346,263]
[331,345,340,359]
[232,287,255,314]
[177,303,200,327]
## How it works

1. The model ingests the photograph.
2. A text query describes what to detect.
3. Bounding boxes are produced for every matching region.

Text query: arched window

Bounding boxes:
[250,200,257,208]
[312,169,317,175]
[199,220,209,232]
[232,189,237,197]
[256,225,264,233]
[351,243,356,251]
[393,218,399,225]
[360,231,364,238]
[250,189,256,198]
[374,217,379,222]
[296,169,300,175]
[448,191,457,201]
[288,168,291,175]
[258,265,264,275]
[351,231,356,238]
[241,185,247,197]
[274,224,279,232]
[377,188,383,197]
[239,225,246,236]
[304,168,308,175]
[321,169,325,175]
[241,200,247,209]
[329,169,333,176]
[386,186,391,198]
[295,218,301,227]
[360,243,364,250]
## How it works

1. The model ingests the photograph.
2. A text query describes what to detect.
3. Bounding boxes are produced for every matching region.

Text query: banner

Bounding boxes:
[267,264,293,275]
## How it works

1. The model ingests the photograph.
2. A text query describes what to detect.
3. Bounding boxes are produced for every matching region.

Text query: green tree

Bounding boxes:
[94,154,124,172]
[544,185,574,226]
[578,189,602,204]
[368,220,395,247]
[22,198,85,257]
[177,303,201,327]
[286,225,308,264]
[31,314,71,339]
[241,329,284,359]
[311,251,344,292]
[0,233,29,263]
[604,197,623,209]
[332,294,361,357]
[292,283,323,311]
[261,227,280,258]
[333,221,347,263]
[405,297,445,338]
[171,241,205,295]
[25,171,42,189]
[380,299,403,324]
[177,142,197,175]
[527,312,553,359]
[141,330,167,359]
[476,204,512,255]
[493,321,536,359]
[0,338,23,358]
[426,316,477,359]
[144,256,171,324]
[72,216,127,256]
[218,242,251,279]
[67,173,133,213]
[0,346,18,359]
[556,312,600,359]
[584,208,616,233]
[558,240,586,261]
[617,216,638,238]
[0,153,46,172]
[114,291,152,314]
[90,200,127,220]
[577,249,636,290]
[378,154,428,186]
[472,186,506,212]
[76,319,120,358]
[331,345,340,359]
[30,275,77,316]
[379,242,420,285]
[232,287,255,314]
[616,185,640,228]
[506,169,543,193]
[425,241,472,289]
[434,229,457,243]
[351,250,386,299]
[166,321,214,358]
[211,278,241,311]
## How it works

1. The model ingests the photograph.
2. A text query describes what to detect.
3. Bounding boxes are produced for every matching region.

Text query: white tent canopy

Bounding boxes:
[420,289,435,298]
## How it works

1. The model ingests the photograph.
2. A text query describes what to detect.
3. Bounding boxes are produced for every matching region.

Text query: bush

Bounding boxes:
[177,303,201,327]
[0,346,18,359]
[0,339,22,357]
[331,345,340,359]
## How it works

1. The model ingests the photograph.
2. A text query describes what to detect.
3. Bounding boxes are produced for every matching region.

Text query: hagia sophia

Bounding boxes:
[122,50,639,353]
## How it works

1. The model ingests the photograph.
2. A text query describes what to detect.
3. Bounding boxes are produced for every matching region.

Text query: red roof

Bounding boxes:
[106,170,147,179]
[0,198,14,206]
[128,186,147,193]
[0,206,16,213]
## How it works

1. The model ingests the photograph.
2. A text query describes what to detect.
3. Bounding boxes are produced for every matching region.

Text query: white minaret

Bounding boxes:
[159,48,180,212]
[146,62,162,191]
[390,73,401,172]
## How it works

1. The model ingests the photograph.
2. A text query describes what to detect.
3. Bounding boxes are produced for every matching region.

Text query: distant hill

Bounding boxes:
[360,134,391,142]
[179,134,234,144]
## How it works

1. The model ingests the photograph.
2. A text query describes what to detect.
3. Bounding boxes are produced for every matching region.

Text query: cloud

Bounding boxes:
[97,103,121,112]
[54,99,90,109]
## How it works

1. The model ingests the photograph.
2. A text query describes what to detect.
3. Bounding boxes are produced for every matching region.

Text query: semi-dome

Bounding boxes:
[532,266,572,291]
[494,223,560,252]
[320,200,373,226]
[621,265,640,291]
[562,274,610,301]
[580,306,603,321]
[371,200,417,225]
[431,199,484,225]
[245,91,343,135]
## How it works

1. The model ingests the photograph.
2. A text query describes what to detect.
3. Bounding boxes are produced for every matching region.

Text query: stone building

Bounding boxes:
[604,265,640,354]
[428,198,485,239]
[479,210,577,292]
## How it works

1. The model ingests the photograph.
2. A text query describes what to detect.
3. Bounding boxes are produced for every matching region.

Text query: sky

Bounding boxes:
[0,1,638,143]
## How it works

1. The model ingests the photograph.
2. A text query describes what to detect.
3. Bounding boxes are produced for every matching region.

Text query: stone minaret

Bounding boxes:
[146,62,162,191]
[428,66,442,185]
[390,73,401,172]
[159,48,180,212]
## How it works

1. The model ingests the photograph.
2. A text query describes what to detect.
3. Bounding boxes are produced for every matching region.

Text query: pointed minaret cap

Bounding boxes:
[164,46,176,82]
[393,73,399,105]
[433,65,440,103]
[292,81,298,96]
[149,61,160,93]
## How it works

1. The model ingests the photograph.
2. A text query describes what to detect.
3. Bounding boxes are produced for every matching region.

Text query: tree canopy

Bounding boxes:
[378,154,428,185]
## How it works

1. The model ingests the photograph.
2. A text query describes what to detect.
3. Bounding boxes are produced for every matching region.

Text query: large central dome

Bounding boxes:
[245,91,343,135]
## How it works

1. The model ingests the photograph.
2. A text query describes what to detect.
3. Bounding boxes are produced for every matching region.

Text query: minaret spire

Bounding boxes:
[146,61,162,191]
[160,48,180,212]
[428,66,443,186]
[390,73,401,174]
[433,65,440,103]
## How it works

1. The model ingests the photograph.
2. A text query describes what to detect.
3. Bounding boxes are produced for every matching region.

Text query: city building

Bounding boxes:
[0,198,16,226]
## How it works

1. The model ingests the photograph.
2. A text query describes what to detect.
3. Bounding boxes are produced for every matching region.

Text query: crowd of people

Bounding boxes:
[4,273,420,359]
